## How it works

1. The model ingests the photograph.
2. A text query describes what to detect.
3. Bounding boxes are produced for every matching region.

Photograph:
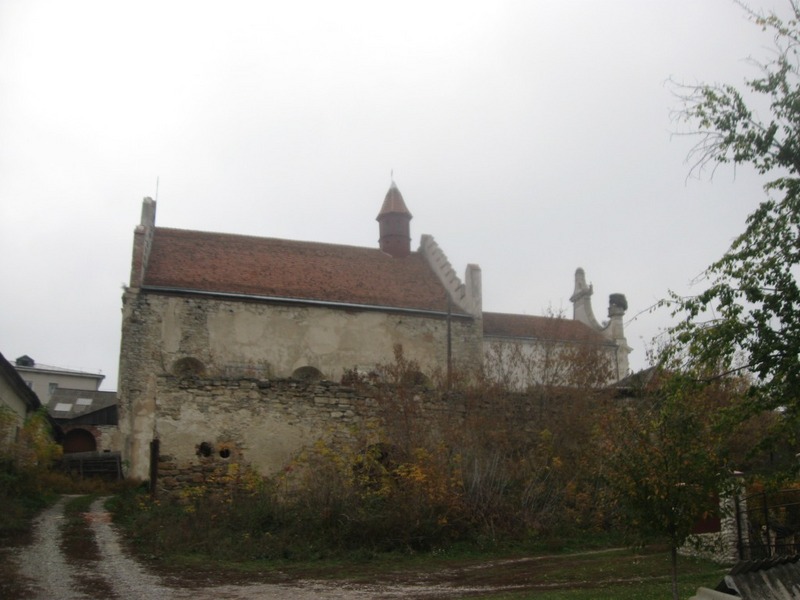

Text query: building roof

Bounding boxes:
[482,312,610,344]
[143,227,462,314]
[0,351,43,413]
[1,351,61,436]
[614,366,661,396]
[377,182,412,218]
[12,356,105,381]
[691,555,800,599]
[47,388,117,422]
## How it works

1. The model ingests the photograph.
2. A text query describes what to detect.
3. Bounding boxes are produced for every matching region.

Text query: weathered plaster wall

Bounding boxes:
[0,376,28,444]
[681,492,743,565]
[118,288,482,479]
[153,377,375,481]
[140,374,563,495]
[483,338,620,390]
[95,424,122,452]
[127,290,480,379]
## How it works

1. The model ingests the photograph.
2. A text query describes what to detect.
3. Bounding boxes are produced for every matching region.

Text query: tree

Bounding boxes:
[600,373,736,600]
[483,308,615,394]
[665,2,800,425]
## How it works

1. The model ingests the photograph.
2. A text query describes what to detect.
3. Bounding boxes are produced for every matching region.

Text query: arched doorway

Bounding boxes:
[63,428,97,454]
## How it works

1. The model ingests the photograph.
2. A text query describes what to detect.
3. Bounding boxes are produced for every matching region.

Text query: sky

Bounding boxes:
[0,0,790,390]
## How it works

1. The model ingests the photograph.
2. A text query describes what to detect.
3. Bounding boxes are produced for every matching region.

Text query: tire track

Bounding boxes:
[17,496,89,600]
[85,497,175,599]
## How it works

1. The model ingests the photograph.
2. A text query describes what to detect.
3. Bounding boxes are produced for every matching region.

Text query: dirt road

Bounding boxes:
[9,496,498,599]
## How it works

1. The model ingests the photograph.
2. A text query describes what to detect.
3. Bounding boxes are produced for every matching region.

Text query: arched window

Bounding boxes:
[63,429,97,454]
[291,366,323,381]
[172,357,206,377]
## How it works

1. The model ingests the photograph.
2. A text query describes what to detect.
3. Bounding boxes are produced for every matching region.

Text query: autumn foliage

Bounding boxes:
[114,343,629,560]
[0,407,63,533]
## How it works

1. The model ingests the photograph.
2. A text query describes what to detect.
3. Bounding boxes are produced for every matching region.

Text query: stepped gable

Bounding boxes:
[419,235,467,307]
[482,312,611,344]
[143,227,465,314]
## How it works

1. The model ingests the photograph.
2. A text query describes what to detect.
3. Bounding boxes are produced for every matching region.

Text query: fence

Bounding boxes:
[737,488,800,560]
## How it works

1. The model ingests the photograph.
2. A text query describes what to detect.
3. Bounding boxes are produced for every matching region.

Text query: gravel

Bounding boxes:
[17,496,88,600]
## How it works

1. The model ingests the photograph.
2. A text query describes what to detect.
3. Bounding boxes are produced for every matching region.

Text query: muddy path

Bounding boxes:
[7,495,545,599]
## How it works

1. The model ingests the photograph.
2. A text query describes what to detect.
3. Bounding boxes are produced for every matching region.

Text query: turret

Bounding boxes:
[376,182,412,258]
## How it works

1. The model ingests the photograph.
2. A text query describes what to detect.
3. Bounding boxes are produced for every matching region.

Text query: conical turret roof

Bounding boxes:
[377,182,412,218]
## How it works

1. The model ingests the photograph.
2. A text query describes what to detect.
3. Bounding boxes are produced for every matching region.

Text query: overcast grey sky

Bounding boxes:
[0,0,788,389]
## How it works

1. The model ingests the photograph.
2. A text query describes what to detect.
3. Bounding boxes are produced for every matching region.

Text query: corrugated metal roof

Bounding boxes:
[690,587,738,599]
[692,555,800,600]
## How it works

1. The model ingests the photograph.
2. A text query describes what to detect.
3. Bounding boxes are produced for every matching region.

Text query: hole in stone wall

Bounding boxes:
[219,448,231,459]
[197,441,213,457]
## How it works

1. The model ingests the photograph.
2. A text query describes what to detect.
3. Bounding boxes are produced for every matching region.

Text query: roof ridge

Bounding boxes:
[483,310,573,319]
[145,228,461,314]
[155,226,409,254]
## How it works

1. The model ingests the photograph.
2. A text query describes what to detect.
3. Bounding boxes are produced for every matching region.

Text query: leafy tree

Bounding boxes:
[0,407,62,533]
[665,2,800,425]
[600,373,735,600]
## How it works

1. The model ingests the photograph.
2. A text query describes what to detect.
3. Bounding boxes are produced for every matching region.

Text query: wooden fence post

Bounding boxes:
[149,438,160,498]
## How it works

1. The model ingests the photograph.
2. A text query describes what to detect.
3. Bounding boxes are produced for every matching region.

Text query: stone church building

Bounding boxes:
[118,183,630,481]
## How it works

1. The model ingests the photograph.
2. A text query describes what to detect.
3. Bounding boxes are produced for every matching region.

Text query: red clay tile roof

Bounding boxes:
[482,312,610,344]
[143,227,460,313]
[377,183,412,217]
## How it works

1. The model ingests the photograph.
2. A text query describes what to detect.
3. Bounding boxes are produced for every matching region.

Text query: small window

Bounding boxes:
[54,403,72,412]
[48,383,58,397]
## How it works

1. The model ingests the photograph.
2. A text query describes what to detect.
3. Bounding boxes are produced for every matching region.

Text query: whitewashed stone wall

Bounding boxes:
[483,338,618,391]
[136,373,580,495]
[118,288,483,480]
[131,376,467,489]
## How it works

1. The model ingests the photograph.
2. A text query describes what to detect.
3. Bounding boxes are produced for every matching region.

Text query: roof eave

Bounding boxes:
[140,285,474,319]
[483,333,617,347]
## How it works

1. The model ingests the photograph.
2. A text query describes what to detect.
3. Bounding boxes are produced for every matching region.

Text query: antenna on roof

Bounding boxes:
[390,169,394,184]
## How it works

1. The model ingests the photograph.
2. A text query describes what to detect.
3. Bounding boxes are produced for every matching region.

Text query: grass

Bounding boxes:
[107,486,728,599]
[3,487,726,600]
[461,548,726,599]
[142,541,725,599]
